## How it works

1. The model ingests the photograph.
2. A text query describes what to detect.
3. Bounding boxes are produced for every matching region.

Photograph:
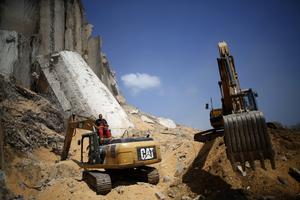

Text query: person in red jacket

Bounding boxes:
[95,114,112,144]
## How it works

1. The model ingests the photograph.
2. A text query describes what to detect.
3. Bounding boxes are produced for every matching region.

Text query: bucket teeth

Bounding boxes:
[223,111,275,171]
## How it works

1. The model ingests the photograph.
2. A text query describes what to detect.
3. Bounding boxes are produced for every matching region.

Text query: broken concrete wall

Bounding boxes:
[39,0,65,55]
[0,30,38,88]
[65,0,84,54]
[12,34,32,87]
[0,0,124,104]
[37,51,133,136]
[0,31,18,78]
[0,0,39,37]
[64,0,74,51]
[87,36,101,77]
[82,23,93,57]
[100,54,121,96]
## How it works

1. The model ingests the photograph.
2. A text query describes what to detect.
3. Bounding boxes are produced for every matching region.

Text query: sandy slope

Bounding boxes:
[2,80,300,200]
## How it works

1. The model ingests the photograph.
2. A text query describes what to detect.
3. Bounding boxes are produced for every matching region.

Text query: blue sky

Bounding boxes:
[82,0,300,129]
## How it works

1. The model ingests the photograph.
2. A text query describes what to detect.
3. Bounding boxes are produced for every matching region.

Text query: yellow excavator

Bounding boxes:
[195,41,275,170]
[61,115,161,194]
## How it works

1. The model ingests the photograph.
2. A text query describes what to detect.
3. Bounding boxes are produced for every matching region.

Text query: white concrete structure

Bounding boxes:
[39,51,133,136]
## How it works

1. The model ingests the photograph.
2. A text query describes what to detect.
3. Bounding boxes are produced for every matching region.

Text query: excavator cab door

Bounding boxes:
[81,132,102,164]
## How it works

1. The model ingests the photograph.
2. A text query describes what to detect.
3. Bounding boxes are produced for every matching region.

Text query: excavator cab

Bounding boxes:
[241,89,258,112]
[80,132,107,164]
[229,88,258,113]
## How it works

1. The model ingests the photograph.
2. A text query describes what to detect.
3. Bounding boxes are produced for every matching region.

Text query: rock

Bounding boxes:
[155,191,166,200]
[193,195,205,200]
[175,162,185,177]
[141,115,155,124]
[67,181,75,188]
[170,177,181,187]
[277,176,289,186]
[182,196,192,200]
[167,188,176,198]
[178,154,186,161]
[172,143,182,151]
[157,117,177,129]
[69,188,75,194]
[115,94,126,105]
[237,165,247,176]
[137,182,146,186]
[130,109,139,114]
[245,161,251,168]
[46,179,56,186]
[116,186,124,194]
[0,170,5,186]
[281,156,288,161]
[162,175,171,183]
[289,167,300,182]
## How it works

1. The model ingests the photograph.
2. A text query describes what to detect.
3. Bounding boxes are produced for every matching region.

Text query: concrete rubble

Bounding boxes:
[157,117,177,129]
[141,115,155,124]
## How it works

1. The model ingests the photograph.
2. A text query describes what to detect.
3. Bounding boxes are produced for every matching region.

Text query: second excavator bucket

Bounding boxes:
[223,111,275,171]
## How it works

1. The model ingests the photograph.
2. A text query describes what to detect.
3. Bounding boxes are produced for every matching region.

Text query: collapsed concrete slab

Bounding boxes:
[37,51,133,137]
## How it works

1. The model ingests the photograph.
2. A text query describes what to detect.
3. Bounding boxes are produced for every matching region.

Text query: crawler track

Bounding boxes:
[83,170,112,195]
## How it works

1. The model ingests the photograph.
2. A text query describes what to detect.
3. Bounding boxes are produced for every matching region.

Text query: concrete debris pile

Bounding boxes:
[1,75,300,199]
[0,75,64,152]
[124,105,178,132]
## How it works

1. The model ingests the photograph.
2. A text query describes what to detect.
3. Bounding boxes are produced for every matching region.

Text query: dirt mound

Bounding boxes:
[182,127,300,200]
[1,77,300,200]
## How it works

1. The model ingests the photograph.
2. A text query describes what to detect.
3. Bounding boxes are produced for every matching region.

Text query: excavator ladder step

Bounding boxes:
[224,111,275,170]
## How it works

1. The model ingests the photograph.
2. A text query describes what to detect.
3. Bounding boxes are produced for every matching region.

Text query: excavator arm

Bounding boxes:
[61,115,96,160]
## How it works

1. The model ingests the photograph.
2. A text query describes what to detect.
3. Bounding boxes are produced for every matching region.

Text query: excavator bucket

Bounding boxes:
[223,111,275,170]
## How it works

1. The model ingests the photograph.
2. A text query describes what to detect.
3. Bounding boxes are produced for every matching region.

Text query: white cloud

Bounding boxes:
[121,73,161,94]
